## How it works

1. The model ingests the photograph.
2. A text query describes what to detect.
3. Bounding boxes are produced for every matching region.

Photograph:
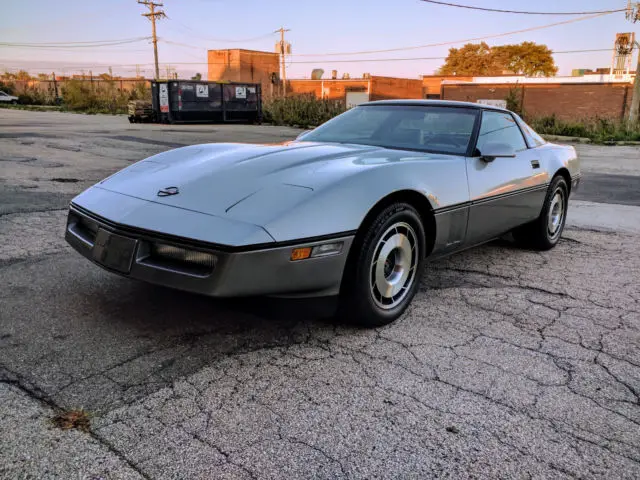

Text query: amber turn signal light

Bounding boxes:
[290,247,312,261]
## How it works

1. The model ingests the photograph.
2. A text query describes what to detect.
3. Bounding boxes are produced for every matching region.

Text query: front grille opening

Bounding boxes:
[78,217,98,240]
[68,213,98,246]
[141,242,216,277]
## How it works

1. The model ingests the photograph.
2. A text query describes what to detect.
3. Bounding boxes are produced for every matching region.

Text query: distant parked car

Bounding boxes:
[65,100,581,327]
[0,91,19,104]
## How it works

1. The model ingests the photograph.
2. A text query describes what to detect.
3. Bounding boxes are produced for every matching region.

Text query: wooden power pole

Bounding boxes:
[276,27,290,96]
[138,0,165,80]
[627,1,640,123]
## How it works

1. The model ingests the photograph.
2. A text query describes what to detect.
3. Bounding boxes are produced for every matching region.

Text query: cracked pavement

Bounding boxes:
[1,110,639,479]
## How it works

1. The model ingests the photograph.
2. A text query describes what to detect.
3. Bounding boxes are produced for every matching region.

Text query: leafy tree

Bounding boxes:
[191,72,202,81]
[15,70,32,81]
[438,42,501,76]
[492,42,557,77]
[438,41,557,77]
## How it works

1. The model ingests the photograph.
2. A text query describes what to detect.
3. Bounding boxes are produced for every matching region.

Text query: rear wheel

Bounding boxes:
[513,176,568,250]
[338,203,426,327]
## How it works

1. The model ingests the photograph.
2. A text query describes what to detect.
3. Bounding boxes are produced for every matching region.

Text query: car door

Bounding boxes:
[465,109,549,244]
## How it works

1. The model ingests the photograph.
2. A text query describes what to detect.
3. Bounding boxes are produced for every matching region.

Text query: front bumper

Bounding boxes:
[65,205,353,298]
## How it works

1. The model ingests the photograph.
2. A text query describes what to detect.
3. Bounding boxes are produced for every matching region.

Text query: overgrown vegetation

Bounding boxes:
[263,94,346,128]
[61,79,151,114]
[1,74,151,114]
[0,104,64,112]
[505,86,524,116]
[0,80,15,94]
[528,115,640,143]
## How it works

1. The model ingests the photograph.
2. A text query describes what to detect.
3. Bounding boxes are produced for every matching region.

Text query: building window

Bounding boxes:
[426,94,441,100]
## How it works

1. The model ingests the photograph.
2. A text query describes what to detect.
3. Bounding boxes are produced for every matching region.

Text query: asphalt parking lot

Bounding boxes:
[1,109,639,479]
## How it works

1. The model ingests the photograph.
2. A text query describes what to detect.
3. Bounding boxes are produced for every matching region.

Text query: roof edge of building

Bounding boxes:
[207,48,279,55]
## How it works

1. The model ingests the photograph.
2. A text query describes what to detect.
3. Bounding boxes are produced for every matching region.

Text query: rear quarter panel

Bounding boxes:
[538,142,580,184]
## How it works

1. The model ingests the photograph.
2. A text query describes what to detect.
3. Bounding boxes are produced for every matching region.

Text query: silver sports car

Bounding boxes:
[65,100,580,326]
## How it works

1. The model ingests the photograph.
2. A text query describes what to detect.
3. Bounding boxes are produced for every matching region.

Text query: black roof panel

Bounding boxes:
[361,99,510,112]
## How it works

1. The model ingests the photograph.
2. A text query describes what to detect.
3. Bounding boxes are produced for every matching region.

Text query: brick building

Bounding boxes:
[288,76,423,105]
[206,49,425,102]
[440,74,636,121]
[207,48,280,95]
[421,75,473,99]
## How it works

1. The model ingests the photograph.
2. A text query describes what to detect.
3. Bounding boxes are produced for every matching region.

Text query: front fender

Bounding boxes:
[261,157,469,242]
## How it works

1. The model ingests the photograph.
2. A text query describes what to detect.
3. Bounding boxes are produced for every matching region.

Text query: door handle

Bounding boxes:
[531,160,540,169]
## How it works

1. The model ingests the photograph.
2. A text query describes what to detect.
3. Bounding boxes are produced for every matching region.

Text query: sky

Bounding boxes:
[1,0,638,79]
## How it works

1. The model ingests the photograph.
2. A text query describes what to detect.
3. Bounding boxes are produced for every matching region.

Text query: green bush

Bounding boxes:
[263,95,346,128]
[61,79,150,114]
[528,115,640,143]
[505,86,523,116]
[0,80,15,95]
[17,86,55,105]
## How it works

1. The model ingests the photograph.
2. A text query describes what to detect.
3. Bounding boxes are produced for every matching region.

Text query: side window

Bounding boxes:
[514,114,546,147]
[476,111,527,154]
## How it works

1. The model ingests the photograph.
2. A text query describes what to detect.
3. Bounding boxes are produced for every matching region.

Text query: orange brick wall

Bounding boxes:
[442,82,633,121]
[288,76,423,101]
[288,79,370,100]
[422,75,472,96]
[369,76,422,100]
[208,49,280,95]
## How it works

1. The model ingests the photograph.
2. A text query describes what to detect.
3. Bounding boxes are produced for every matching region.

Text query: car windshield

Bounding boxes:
[301,105,479,155]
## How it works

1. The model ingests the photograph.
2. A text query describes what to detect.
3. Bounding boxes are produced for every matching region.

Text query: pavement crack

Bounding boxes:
[1,365,152,479]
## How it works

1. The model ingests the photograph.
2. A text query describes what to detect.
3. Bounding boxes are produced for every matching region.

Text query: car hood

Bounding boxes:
[97,141,444,222]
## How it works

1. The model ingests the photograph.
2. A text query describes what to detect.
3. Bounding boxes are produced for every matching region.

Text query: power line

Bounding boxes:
[163,16,276,43]
[158,12,611,58]
[2,10,610,60]
[285,48,615,63]
[294,12,613,56]
[4,47,611,70]
[0,37,151,48]
[419,0,627,15]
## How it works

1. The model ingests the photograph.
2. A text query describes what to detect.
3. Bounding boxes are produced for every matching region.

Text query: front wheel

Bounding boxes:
[513,176,568,250]
[338,203,426,327]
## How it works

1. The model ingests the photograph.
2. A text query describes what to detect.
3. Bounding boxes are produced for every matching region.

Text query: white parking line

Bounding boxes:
[568,199,640,234]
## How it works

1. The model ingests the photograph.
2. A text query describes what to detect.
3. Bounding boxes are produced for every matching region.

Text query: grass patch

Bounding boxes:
[51,409,91,432]
[0,104,64,112]
[61,79,150,114]
[263,95,346,128]
[527,115,640,144]
[0,79,151,115]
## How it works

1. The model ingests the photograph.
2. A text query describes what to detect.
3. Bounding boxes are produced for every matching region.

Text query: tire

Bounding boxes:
[513,176,568,251]
[338,203,426,327]
[10,100,17,105]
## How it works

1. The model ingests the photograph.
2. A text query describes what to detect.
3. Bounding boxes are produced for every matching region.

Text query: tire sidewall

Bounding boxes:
[345,204,426,326]
[541,176,568,248]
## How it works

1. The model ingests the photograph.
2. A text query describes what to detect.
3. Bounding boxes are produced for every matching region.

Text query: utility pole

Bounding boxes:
[627,1,640,123]
[138,0,165,80]
[276,26,290,96]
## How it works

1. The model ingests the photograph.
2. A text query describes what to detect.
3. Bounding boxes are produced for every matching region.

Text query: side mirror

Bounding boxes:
[479,142,516,162]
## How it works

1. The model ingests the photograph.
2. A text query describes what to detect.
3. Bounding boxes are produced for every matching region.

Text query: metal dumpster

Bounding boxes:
[151,80,262,124]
